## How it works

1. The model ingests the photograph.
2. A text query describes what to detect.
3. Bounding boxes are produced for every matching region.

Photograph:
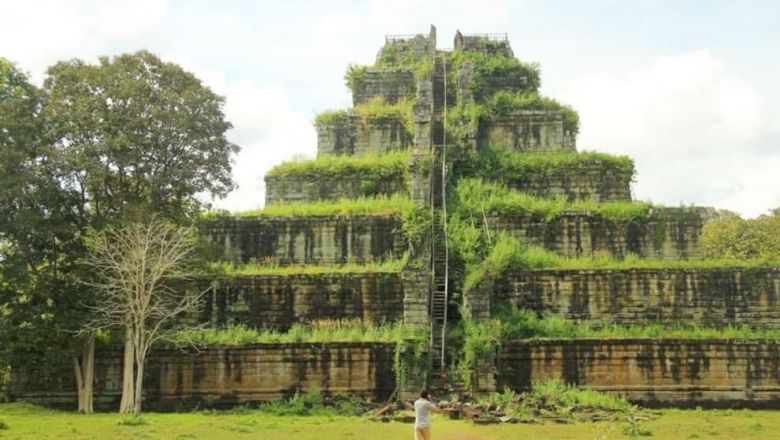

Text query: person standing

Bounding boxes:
[414,389,438,440]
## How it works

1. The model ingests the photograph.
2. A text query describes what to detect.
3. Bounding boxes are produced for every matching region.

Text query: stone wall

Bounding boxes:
[194,272,405,330]
[352,68,416,106]
[497,339,780,408]
[493,268,780,328]
[402,268,431,329]
[504,160,632,202]
[316,114,412,157]
[200,215,404,265]
[453,32,514,57]
[479,111,576,153]
[376,28,436,65]
[486,208,706,260]
[265,171,407,205]
[10,343,396,410]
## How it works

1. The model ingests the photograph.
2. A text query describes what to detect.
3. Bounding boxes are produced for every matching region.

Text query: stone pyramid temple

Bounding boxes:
[11,26,779,410]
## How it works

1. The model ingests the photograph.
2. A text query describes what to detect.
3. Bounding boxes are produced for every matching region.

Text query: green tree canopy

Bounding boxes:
[702,208,780,260]
[41,50,239,224]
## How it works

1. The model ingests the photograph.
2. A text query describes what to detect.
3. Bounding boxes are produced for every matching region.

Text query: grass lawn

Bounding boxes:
[0,403,778,440]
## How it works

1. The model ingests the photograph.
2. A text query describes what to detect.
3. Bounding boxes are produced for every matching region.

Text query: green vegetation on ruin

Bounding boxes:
[461,232,780,292]
[265,150,410,179]
[344,63,368,92]
[375,40,434,80]
[229,194,414,217]
[479,380,635,421]
[493,308,780,340]
[450,50,541,97]
[208,256,408,276]
[457,309,780,391]
[353,97,415,134]
[4,403,780,440]
[314,98,416,136]
[458,145,635,183]
[172,320,421,345]
[453,178,657,222]
[449,91,580,134]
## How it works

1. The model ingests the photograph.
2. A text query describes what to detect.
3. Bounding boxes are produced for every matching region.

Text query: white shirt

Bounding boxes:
[414,398,436,428]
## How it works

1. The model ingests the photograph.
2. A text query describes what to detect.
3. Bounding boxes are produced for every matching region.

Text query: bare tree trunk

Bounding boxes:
[74,334,95,414]
[133,352,145,415]
[118,326,135,413]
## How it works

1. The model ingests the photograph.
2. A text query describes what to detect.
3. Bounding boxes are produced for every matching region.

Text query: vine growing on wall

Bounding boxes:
[393,337,431,392]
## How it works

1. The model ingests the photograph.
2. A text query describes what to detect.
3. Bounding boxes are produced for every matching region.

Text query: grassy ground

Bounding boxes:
[0,403,778,440]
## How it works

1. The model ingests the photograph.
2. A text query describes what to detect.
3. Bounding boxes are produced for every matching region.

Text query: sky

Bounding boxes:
[1,0,778,217]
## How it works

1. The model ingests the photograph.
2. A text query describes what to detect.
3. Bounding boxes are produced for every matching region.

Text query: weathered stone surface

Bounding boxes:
[479,111,576,153]
[194,273,405,330]
[494,268,780,328]
[453,32,514,57]
[497,339,780,408]
[376,27,436,66]
[316,114,412,157]
[10,343,396,410]
[487,208,706,260]
[352,68,416,106]
[200,215,404,265]
[402,269,430,329]
[265,171,407,205]
[504,161,632,202]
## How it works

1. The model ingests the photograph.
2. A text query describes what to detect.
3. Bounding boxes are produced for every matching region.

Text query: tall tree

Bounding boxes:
[83,220,206,414]
[39,50,238,412]
[0,60,88,410]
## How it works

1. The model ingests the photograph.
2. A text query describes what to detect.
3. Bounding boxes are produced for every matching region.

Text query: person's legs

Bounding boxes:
[414,427,431,440]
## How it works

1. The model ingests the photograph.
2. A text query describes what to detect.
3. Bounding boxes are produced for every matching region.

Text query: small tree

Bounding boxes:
[83,219,206,414]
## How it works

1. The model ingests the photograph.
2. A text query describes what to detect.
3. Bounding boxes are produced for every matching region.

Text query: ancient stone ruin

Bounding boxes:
[10,26,780,410]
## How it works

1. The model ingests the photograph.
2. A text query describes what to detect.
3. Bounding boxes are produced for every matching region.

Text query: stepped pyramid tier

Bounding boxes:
[11,26,780,410]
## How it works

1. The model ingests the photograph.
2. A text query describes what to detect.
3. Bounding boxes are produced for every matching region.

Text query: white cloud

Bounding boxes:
[0,0,168,81]
[173,61,316,212]
[559,51,777,218]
